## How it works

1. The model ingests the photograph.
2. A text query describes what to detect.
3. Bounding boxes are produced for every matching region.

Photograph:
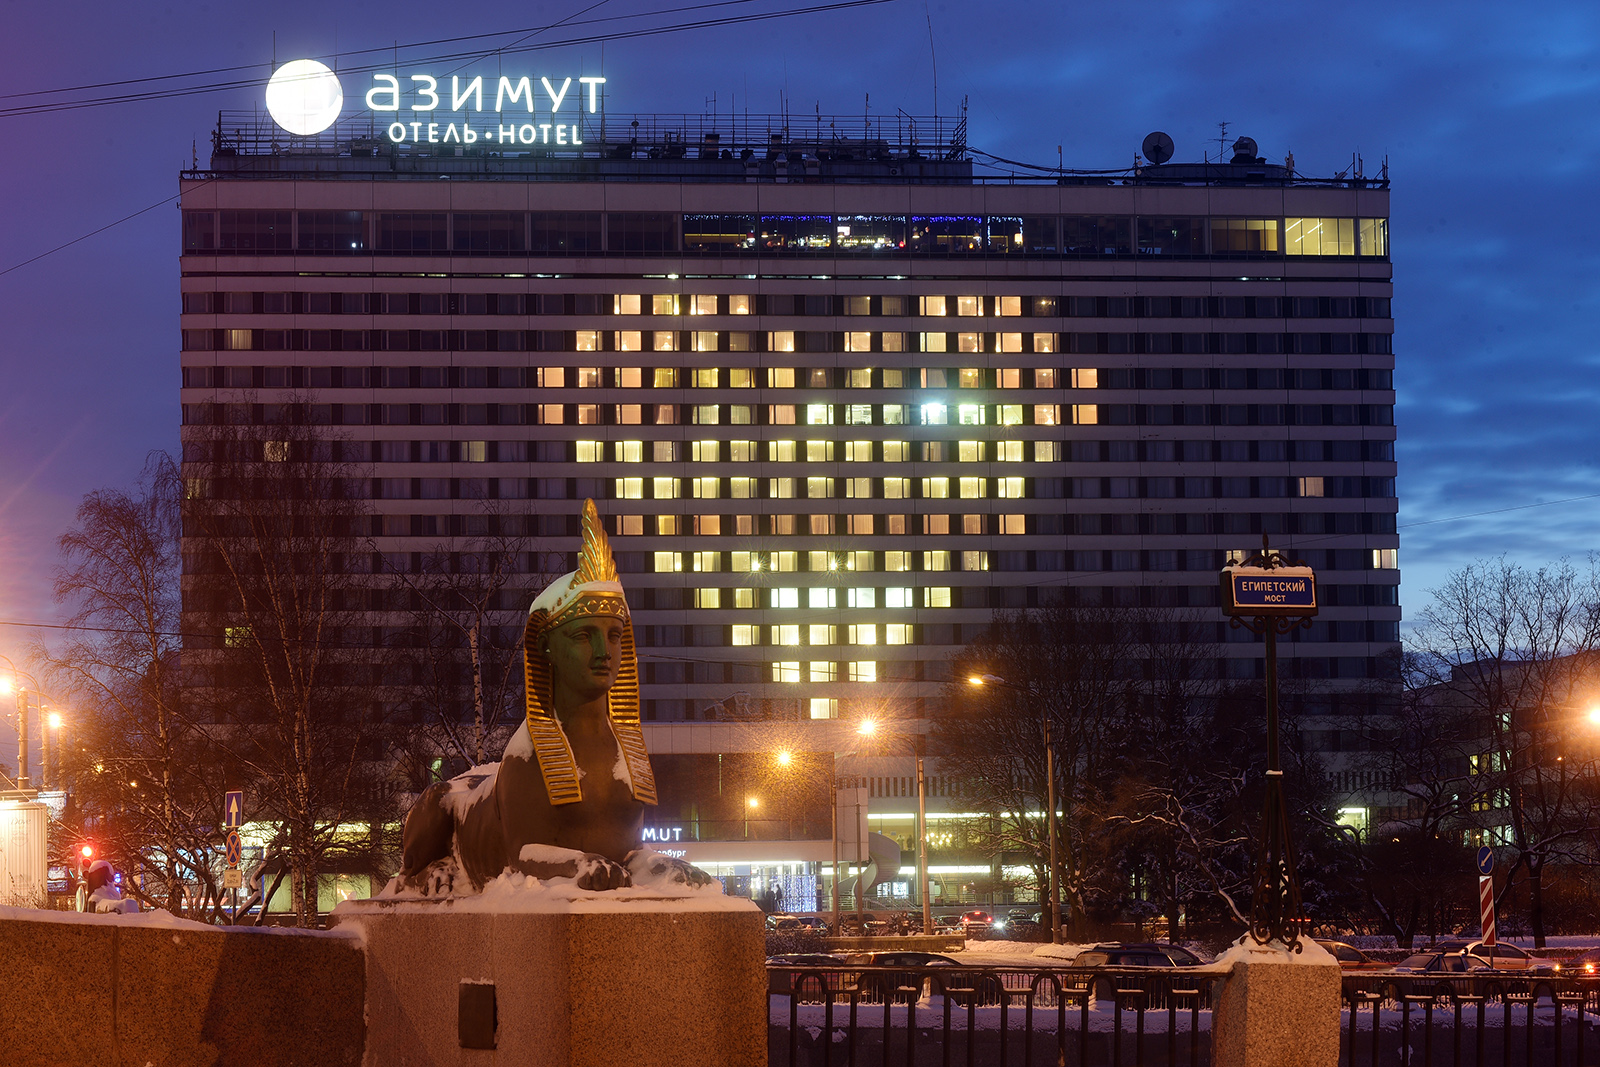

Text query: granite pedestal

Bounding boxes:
[1211,938,1342,1067]
[334,892,765,1067]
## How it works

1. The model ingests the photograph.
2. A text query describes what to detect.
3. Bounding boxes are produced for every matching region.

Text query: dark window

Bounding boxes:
[376,213,447,253]
[1020,216,1058,253]
[986,216,1025,253]
[530,212,603,253]
[183,211,217,252]
[1137,217,1204,255]
[298,211,367,254]
[452,213,526,253]
[607,213,677,252]
[218,210,291,253]
[1061,216,1133,254]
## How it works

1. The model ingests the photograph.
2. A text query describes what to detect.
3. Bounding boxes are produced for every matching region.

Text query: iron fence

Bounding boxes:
[767,963,1220,1067]
[1341,971,1600,1066]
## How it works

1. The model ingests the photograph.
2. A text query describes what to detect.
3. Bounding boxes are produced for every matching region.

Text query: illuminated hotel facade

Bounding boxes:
[178,103,1396,906]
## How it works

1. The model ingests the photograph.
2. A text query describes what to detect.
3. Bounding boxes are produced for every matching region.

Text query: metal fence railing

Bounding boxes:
[1341,972,1600,1066]
[767,963,1221,1067]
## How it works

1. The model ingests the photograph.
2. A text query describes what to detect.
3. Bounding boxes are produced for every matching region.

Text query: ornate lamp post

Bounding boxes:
[1219,534,1319,949]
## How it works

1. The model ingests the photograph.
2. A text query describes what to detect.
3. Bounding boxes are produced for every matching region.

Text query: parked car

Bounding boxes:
[1315,940,1388,971]
[766,915,803,934]
[1564,946,1600,975]
[1066,942,1207,1003]
[1448,940,1558,973]
[959,910,994,938]
[1000,917,1043,940]
[766,953,848,1000]
[1381,950,1499,1002]
[931,915,963,935]
[844,951,1005,1006]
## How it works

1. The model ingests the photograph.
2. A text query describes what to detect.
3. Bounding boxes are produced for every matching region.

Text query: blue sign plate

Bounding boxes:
[1220,565,1318,617]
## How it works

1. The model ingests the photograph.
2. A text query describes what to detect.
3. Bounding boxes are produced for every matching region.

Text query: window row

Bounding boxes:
[182,291,1392,321]
[216,435,1387,465]
[625,581,1398,611]
[181,400,1395,431]
[180,328,1391,357]
[182,210,1389,258]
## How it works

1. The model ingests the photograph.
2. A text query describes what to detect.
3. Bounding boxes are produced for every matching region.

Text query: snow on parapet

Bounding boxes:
[1214,935,1337,968]
[347,868,758,915]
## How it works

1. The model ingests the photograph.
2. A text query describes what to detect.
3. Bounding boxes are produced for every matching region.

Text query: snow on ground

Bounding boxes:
[343,868,755,916]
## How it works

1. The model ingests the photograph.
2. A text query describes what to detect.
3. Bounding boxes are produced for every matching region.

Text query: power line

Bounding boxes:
[0,0,900,119]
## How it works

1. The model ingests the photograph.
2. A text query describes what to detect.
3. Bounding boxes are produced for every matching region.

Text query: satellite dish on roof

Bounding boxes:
[1231,136,1259,162]
[1141,131,1175,165]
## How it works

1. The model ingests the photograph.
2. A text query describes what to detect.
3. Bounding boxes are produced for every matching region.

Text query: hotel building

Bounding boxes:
[178,102,1397,907]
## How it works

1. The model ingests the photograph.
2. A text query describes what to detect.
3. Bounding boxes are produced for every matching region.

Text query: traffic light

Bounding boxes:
[77,843,94,877]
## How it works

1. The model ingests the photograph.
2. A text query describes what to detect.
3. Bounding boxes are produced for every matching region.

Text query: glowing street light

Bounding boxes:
[775,749,793,768]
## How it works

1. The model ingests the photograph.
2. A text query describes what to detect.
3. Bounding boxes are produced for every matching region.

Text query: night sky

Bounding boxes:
[2,0,1598,668]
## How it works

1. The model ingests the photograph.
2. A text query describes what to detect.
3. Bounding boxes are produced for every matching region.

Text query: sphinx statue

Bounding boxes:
[396,500,712,893]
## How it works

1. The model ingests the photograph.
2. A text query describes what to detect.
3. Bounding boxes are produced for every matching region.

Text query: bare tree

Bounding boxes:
[183,413,399,927]
[1407,556,1600,947]
[938,602,1133,935]
[379,499,545,770]
[36,454,233,919]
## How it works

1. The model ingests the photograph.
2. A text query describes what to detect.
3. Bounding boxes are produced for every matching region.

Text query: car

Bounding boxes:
[1432,939,1558,973]
[1315,940,1388,971]
[1066,942,1207,1003]
[1380,950,1499,1002]
[1564,946,1600,975]
[1001,917,1043,940]
[844,951,1005,1006]
[932,915,963,935]
[766,953,848,1000]
[959,910,994,938]
[766,915,803,934]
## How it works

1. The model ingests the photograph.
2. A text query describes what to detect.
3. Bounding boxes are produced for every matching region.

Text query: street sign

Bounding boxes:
[1477,845,1494,876]
[1220,565,1318,617]
[224,790,244,829]
[223,868,243,889]
[225,831,242,867]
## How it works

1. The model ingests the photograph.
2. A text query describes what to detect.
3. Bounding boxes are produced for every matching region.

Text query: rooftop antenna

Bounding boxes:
[925,4,939,123]
[1214,121,1231,163]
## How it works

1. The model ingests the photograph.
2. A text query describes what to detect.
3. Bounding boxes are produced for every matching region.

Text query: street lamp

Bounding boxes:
[0,655,64,793]
[847,715,935,936]
[969,672,1062,945]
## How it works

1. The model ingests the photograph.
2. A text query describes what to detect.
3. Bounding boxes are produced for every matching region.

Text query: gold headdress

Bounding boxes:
[522,500,657,807]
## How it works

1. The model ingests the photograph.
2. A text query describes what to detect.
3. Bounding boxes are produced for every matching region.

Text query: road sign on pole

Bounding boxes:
[224,790,244,829]
[223,868,243,889]
[1479,875,1497,947]
[225,830,242,867]
[1477,845,1494,877]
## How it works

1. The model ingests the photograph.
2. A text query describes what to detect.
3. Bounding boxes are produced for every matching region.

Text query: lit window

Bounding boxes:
[539,404,565,424]
[997,296,1021,317]
[616,515,644,536]
[652,331,676,351]
[882,478,910,500]
[575,330,601,352]
[849,624,878,645]
[848,589,875,608]
[769,440,796,462]
[962,514,983,534]
[1034,441,1060,461]
[729,477,756,498]
[1072,405,1098,425]
[806,476,834,498]
[692,331,718,352]
[958,404,987,425]
[1034,404,1060,426]
[919,296,947,316]
[695,515,720,535]
[653,551,682,573]
[995,441,1023,462]
[920,404,948,425]
[808,588,837,608]
[921,333,947,353]
[1372,549,1399,570]
[958,440,982,462]
[884,551,911,572]
[692,477,720,499]
[846,441,872,462]
[999,514,1025,534]
[695,588,721,608]
[651,294,678,315]
[997,477,1025,499]
[653,477,679,499]
[729,294,751,314]
[616,477,643,500]
[692,551,721,572]
[959,477,984,499]
[958,333,983,354]
[1299,477,1325,497]
[688,294,716,315]
[1285,217,1356,256]
[730,624,758,645]
[772,551,798,572]
[923,478,949,499]
[773,588,799,608]
[956,296,980,316]
[924,550,951,571]
[846,551,873,572]
[809,697,837,719]
[962,550,988,571]
[847,368,873,389]
[657,515,681,535]
[770,333,796,354]
[616,440,643,462]
[653,367,678,388]
[849,661,877,683]
[1034,333,1058,353]
[615,295,642,315]
[1360,218,1389,257]
[769,477,795,498]
[772,661,801,682]
[653,441,677,461]
[617,331,643,352]
[809,661,836,681]
[886,624,913,645]
[809,625,835,646]
[771,625,800,646]
[576,441,604,462]
[923,587,951,608]
[883,441,909,462]
[733,588,756,608]
[806,404,833,425]
[885,588,913,608]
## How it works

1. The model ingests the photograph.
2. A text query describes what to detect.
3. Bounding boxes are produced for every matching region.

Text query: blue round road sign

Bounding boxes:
[1476,846,1494,876]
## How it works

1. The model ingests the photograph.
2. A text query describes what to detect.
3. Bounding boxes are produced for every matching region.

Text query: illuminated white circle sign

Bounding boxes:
[265,60,344,136]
